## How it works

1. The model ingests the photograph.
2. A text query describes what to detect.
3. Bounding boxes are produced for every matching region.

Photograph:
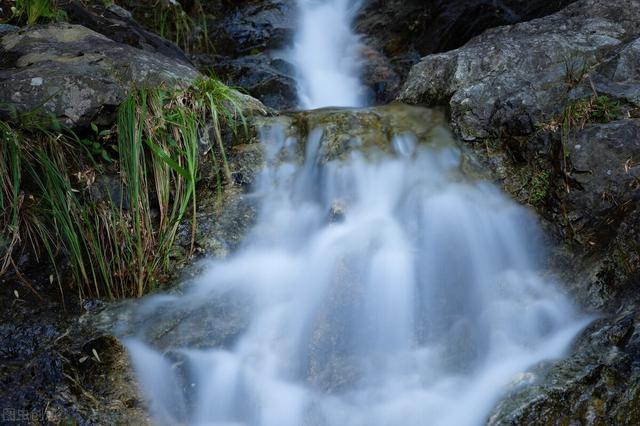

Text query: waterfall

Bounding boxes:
[125,1,585,424]
[291,0,365,108]
[126,117,585,425]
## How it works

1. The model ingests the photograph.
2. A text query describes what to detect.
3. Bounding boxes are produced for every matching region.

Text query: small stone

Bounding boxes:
[30,77,43,86]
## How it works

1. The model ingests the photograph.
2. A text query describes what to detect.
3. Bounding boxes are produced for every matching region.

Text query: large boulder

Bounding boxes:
[0,23,200,129]
[398,0,640,140]
[355,0,575,102]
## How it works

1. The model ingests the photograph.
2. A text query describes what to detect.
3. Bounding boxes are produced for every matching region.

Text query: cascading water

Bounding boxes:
[291,0,365,108]
[125,1,586,425]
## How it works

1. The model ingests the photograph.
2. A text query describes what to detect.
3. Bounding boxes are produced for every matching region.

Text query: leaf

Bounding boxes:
[90,122,98,134]
[144,138,190,180]
[92,348,101,363]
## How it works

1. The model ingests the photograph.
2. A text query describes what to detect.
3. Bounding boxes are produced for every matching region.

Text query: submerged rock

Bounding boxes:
[0,23,199,128]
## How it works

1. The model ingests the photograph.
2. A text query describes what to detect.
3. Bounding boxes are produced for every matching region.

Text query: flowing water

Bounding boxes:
[125,1,585,425]
[291,0,365,108]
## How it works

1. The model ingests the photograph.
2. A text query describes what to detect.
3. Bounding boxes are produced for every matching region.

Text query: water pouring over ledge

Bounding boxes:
[291,0,366,109]
[125,0,586,424]
[125,106,586,425]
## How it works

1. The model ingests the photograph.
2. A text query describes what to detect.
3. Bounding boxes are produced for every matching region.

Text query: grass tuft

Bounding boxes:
[8,0,66,25]
[0,77,246,300]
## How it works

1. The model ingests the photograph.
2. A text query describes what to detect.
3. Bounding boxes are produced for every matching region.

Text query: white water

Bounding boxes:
[126,1,585,425]
[127,125,584,426]
[291,0,365,108]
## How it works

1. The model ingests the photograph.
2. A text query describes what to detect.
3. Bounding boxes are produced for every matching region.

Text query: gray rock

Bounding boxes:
[60,0,193,65]
[566,120,640,234]
[0,23,200,129]
[398,0,640,140]
[562,120,640,310]
[489,309,640,426]
[194,0,298,110]
[0,24,19,37]
[355,0,575,102]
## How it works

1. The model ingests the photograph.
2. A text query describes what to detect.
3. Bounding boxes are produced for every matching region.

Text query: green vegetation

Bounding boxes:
[528,170,551,206]
[0,77,246,300]
[8,0,66,25]
[562,95,620,133]
[113,0,210,53]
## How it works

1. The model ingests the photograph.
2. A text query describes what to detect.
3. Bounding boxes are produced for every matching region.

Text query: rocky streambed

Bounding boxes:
[1,0,640,424]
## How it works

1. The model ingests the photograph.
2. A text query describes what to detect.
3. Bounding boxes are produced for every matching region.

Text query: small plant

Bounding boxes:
[561,94,620,145]
[77,122,114,163]
[10,0,66,25]
[528,170,551,206]
[590,95,620,123]
[563,54,589,87]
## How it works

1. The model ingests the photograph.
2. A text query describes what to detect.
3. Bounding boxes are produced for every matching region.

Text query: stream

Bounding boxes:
[125,1,586,425]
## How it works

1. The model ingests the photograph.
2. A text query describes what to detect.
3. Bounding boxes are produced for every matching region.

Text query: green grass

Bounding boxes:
[562,95,620,132]
[112,0,211,53]
[8,0,66,25]
[0,77,246,300]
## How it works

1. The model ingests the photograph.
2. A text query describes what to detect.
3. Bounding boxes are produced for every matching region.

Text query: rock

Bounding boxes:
[60,0,193,65]
[398,0,640,140]
[196,53,298,111]
[0,24,19,37]
[0,277,149,425]
[0,23,200,129]
[193,0,298,110]
[355,0,575,102]
[489,309,640,426]
[562,120,640,310]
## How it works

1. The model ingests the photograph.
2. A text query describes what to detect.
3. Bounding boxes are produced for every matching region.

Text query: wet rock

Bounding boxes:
[489,309,640,426]
[206,0,295,57]
[0,23,19,36]
[197,52,297,111]
[398,0,640,140]
[194,0,298,110]
[0,23,199,129]
[0,279,149,425]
